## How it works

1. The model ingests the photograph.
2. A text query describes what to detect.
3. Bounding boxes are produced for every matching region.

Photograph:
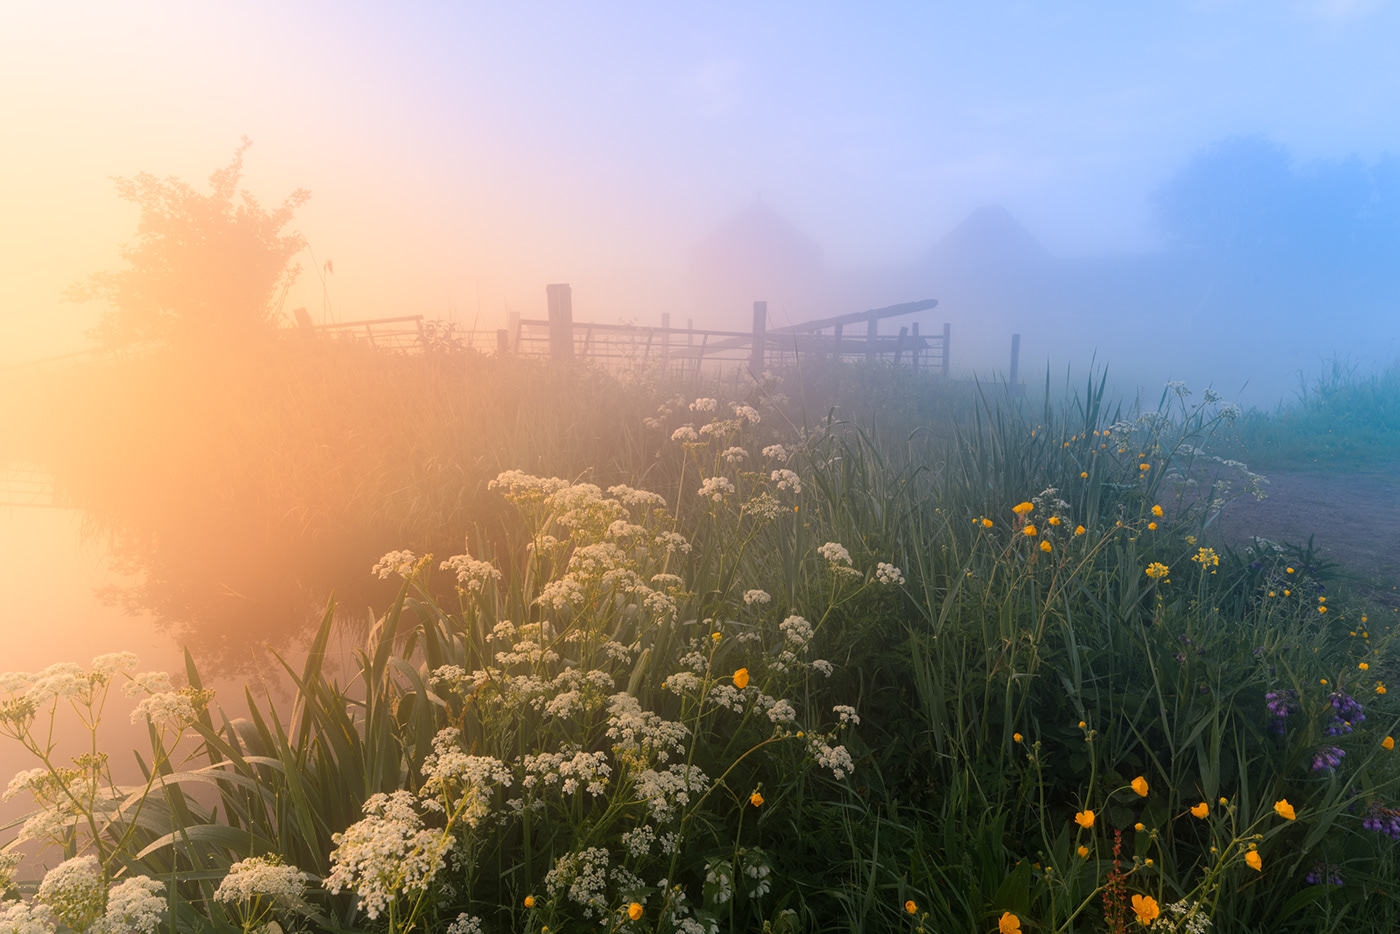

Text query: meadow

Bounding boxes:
[2,337,1398,934]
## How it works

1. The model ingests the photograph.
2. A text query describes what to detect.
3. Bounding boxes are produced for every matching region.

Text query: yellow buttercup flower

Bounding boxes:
[999,912,1021,933]
[1075,525,1086,535]
[1151,504,1163,517]
[733,668,749,689]
[750,791,764,807]
[1359,662,1369,670]
[1191,801,1209,819]
[1013,502,1034,515]
[1080,471,1088,478]
[1148,522,1157,530]
[1077,845,1090,858]
[982,518,994,528]
[1074,809,1095,828]
[1023,524,1038,536]
[524,896,535,908]
[1384,736,1395,750]
[1245,850,1262,871]
[904,900,917,915]
[628,902,643,921]
[711,631,722,643]
[1134,822,1145,832]
[1131,776,1149,797]
[1131,894,1160,925]
[1040,540,1052,553]
[1013,732,1023,742]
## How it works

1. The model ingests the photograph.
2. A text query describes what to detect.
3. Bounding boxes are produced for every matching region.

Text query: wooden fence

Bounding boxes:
[499,286,950,376]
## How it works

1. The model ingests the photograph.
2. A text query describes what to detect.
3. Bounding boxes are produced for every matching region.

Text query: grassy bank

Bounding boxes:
[1,343,1397,933]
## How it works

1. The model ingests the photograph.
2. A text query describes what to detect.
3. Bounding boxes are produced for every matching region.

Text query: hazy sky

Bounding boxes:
[4,0,1399,365]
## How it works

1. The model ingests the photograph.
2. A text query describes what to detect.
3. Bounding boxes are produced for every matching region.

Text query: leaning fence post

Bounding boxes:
[866,311,878,362]
[508,311,521,353]
[750,301,767,374]
[1009,333,1021,392]
[942,322,951,377]
[911,322,921,369]
[546,284,573,362]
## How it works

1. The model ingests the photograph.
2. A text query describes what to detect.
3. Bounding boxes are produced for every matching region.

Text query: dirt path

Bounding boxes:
[1205,462,1400,593]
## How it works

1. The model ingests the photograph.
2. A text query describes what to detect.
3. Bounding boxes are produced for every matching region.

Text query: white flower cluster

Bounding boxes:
[633,764,710,822]
[523,748,612,796]
[808,738,856,780]
[544,846,611,918]
[446,914,484,934]
[4,767,48,802]
[698,476,736,502]
[419,729,512,826]
[671,425,699,443]
[36,855,104,934]
[762,444,790,461]
[606,693,689,767]
[733,404,761,424]
[214,857,309,908]
[0,901,54,934]
[817,542,857,578]
[439,552,502,592]
[875,562,905,586]
[325,791,453,921]
[771,469,802,494]
[371,550,419,580]
[779,615,814,647]
[833,704,861,726]
[690,397,719,413]
[722,446,748,464]
[100,876,166,934]
[743,589,771,606]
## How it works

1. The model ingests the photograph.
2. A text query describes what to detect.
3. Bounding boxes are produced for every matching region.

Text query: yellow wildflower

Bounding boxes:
[1078,845,1090,858]
[1145,562,1169,579]
[1384,736,1395,750]
[1131,776,1149,797]
[1023,524,1038,536]
[733,668,749,689]
[524,896,536,908]
[905,900,917,914]
[982,518,994,528]
[999,912,1021,934]
[1245,850,1262,871]
[750,791,764,807]
[1040,540,1052,553]
[628,903,643,921]
[1131,894,1160,925]
[1074,809,1095,828]
[1013,732,1023,742]
[1191,801,1209,819]
[1075,525,1086,535]
[1151,504,1163,517]
[1274,799,1295,820]
[1013,502,1034,515]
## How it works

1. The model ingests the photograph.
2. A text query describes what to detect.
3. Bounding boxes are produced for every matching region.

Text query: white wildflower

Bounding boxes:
[98,876,165,934]
[129,691,196,727]
[324,791,454,921]
[446,914,484,934]
[779,615,814,647]
[762,444,790,461]
[690,398,718,413]
[371,550,419,580]
[4,767,49,802]
[875,562,905,586]
[808,739,855,780]
[0,901,54,934]
[817,542,852,566]
[37,856,104,934]
[743,589,771,606]
[439,553,502,592]
[771,469,802,494]
[671,426,699,443]
[722,446,748,464]
[767,699,796,724]
[811,659,834,677]
[833,705,860,726]
[90,653,138,677]
[698,477,736,502]
[214,857,309,908]
[733,404,761,424]
[122,671,174,698]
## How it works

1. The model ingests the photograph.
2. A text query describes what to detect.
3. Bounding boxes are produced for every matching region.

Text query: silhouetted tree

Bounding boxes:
[69,138,310,347]
[1153,135,1400,273]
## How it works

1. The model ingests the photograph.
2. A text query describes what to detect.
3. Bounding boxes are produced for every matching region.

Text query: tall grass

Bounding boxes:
[2,346,1397,933]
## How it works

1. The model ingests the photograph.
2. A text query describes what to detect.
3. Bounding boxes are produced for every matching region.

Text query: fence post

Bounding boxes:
[1009,333,1021,391]
[546,284,573,362]
[833,323,843,359]
[894,326,909,364]
[910,322,921,369]
[866,311,878,361]
[508,311,521,353]
[942,322,951,377]
[660,313,670,371]
[750,301,767,374]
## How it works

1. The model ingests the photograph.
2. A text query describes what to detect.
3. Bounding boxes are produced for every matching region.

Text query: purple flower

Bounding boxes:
[1265,690,1297,735]
[1325,691,1365,736]
[1312,745,1346,772]
[1363,802,1400,841]
[1305,861,1343,886]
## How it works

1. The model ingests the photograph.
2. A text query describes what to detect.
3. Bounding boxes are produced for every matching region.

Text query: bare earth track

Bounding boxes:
[1207,461,1400,599]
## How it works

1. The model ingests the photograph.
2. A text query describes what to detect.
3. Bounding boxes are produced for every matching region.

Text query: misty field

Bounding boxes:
[2,341,1399,934]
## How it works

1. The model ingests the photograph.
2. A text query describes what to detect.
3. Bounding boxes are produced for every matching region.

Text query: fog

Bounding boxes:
[4,2,1400,405]
[2,0,1399,883]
